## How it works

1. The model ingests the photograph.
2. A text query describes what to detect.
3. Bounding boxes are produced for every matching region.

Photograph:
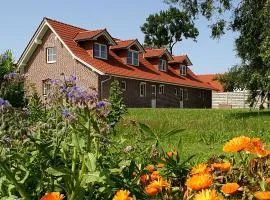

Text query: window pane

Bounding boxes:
[127,51,132,64]
[101,45,107,59]
[94,44,100,57]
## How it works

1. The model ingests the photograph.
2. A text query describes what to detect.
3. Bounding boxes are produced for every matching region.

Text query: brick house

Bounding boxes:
[17,18,217,108]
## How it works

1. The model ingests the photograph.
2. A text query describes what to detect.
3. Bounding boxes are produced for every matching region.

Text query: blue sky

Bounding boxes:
[0,0,239,74]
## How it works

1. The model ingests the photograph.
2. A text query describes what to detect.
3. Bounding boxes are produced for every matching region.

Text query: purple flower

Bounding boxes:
[51,79,60,85]
[64,75,77,83]
[4,71,17,80]
[96,101,107,109]
[0,98,10,110]
[1,135,12,144]
[22,108,31,116]
[62,107,76,122]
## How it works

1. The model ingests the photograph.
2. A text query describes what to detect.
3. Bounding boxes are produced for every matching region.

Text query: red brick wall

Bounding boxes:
[24,29,99,98]
[100,76,212,108]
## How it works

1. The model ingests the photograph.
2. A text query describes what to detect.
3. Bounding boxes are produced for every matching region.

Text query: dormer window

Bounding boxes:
[127,50,139,66]
[159,59,167,71]
[180,65,187,76]
[94,43,107,59]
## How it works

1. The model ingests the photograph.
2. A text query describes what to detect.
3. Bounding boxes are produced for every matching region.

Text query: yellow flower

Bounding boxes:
[186,174,213,191]
[221,183,240,195]
[194,189,224,200]
[191,163,211,175]
[254,191,270,200]
[40,192,64,200]
[211,162,232,172]
[145,164,155,173]
[223,136,250,153]
[113,190,133,200]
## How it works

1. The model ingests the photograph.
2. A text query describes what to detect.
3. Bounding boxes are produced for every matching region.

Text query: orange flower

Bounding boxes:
[266,178,270,185]
[211,162,232,172]
[246,138,266,156]
[194,189,224,200]
[40,192,64,200]
[145,164,155,173]
[223,136,250,153]
[254,191,270,199]
[221,183,240,195]
[145,178,170,196]
[145,186,159,196]
[113,190,133,200]
[167,150,177,158]
[186,174,213,191]
[157,163,165,168]
[140,174,149,185]
[191,163,211,175]
[151,171,162,180]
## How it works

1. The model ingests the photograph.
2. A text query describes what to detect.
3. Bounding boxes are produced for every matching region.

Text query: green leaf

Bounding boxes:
[81,172,105,185]
[46,167,71,177]
[161,129,184,139]
[139,123,157,140]
[84,153,96,172]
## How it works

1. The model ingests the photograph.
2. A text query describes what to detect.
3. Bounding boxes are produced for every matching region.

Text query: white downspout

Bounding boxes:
[100,76,111,100]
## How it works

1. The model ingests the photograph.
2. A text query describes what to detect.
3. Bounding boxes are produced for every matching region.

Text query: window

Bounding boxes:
[151,85,156,96]
[180,65,187,76]
[42,80,51,96]
[179,88,184,101]
[159,85,165,94]
[46,47,56,63]
[174,88,178,96]
[93,43,107,59]
[159,59,167,71]
[139,82,146,97]
[184,89,188,101]
[127,50,139,66]
[121,81,126,91]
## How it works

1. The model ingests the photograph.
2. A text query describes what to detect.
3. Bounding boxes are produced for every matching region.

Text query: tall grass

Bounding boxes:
[115,109,270,162]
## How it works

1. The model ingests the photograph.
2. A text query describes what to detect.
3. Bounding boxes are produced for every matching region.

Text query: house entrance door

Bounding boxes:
[151,85,156,108]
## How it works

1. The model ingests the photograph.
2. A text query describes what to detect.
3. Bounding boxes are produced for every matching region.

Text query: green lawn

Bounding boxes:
[115,109,270,162]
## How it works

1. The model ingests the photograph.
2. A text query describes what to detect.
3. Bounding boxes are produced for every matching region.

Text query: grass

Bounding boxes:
[115,109,270,162]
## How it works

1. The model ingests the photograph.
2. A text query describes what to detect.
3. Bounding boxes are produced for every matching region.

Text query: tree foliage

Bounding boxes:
[141,7,199,54]
[164,0,270,107]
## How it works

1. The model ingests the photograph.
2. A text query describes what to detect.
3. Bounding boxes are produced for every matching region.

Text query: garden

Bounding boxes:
[0,51,270,200]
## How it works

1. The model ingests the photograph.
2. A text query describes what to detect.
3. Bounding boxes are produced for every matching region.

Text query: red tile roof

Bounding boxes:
[144,48,167,58]
[197,74,224,92]
[45,18,216,90]
[74,29,105,41]
[111,39,135,50]
[170,55,186,63]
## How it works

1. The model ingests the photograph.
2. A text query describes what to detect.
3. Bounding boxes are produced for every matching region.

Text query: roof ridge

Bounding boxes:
[77,29,105,34]
[44,17,88,31]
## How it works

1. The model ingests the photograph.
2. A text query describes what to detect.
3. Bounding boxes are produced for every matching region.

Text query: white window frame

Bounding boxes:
[42,80,51,96]
[139,82,146,97]
[151,85,156,96]
[180,65,187,76]
[93,43,108,60]
[46,47,56,63]
[127,50,139,66]
[179,88,184,101]
[159,59,167,71]
[121,81,126,91]
[158,85,165,95]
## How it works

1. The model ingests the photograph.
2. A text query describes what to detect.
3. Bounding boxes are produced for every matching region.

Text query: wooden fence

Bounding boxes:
[212,91,250,109]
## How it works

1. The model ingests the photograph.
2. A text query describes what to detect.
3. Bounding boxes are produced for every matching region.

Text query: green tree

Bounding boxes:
[0,50,15,81]
[141,7,199,54]
[164,0,270,107]
[108,80,127,129]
